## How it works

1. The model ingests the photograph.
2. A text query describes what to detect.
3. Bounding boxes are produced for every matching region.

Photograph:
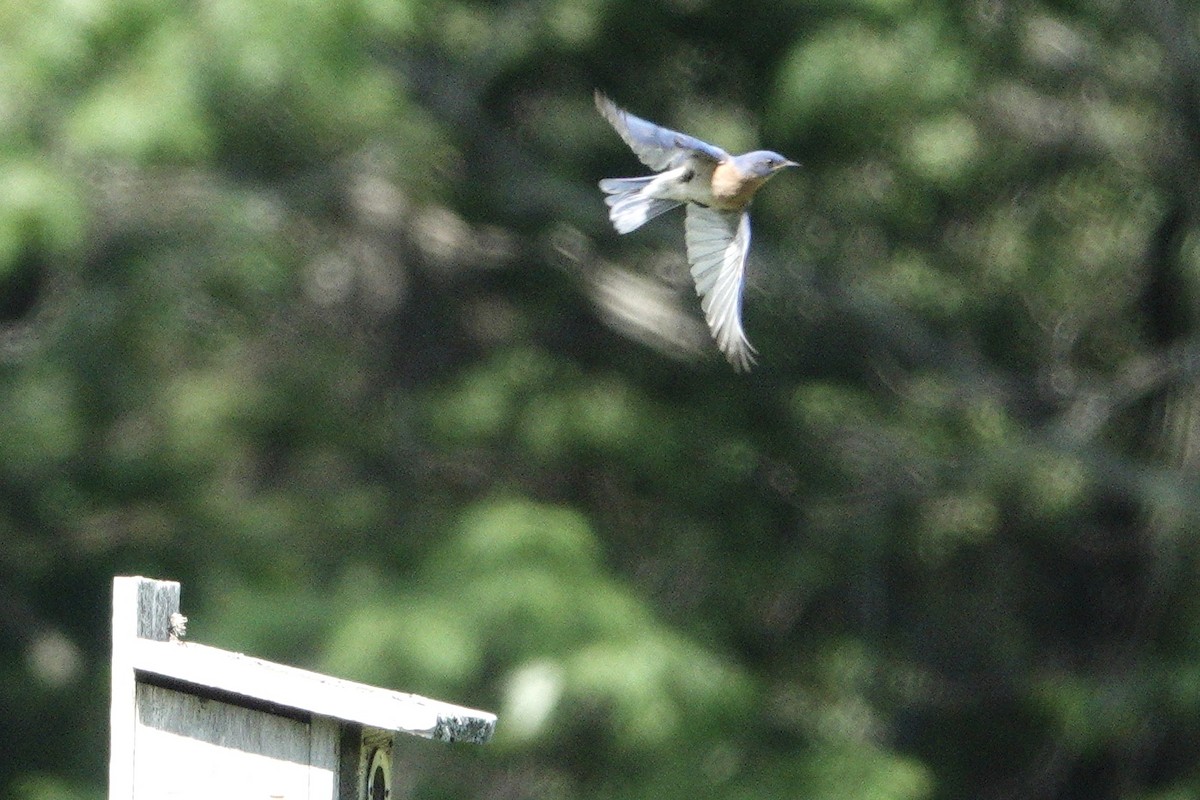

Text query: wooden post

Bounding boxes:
[109,577,180,800]
[108,576,495,799]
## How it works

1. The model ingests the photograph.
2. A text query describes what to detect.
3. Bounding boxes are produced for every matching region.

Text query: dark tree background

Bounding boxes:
[3,1,1200,798]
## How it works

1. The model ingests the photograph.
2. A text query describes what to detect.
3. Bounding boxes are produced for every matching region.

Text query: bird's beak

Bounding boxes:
[780,159,800,170]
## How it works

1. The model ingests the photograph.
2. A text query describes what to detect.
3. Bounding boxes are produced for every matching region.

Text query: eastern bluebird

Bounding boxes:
[595,90,797,372]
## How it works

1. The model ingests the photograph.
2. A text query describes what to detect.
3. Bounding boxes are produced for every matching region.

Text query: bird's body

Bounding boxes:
[710,162,772,209]
[594,91,797,371]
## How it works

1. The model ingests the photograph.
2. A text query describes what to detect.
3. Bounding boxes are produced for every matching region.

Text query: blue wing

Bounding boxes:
[595,91,728,171]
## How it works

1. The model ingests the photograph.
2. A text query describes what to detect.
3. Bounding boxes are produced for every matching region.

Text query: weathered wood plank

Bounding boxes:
[309,717,340,800]
[134,682,330,800]
[130,637,496,744]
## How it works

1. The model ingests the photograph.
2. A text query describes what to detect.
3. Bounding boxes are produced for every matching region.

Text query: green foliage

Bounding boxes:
[3,0,1200,799]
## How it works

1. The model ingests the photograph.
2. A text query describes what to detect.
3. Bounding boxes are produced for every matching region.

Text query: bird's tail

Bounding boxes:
[599,177,682,234]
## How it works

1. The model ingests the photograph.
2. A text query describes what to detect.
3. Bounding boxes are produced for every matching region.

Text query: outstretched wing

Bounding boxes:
[595,91,728,171]
[685,206,757,371]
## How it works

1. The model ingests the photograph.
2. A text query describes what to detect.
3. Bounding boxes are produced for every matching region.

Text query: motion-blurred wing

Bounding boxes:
[685,206,757,371]
[595,91,727,171]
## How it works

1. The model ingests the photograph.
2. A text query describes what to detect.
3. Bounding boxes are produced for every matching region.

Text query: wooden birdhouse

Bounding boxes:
[108,576,496,799]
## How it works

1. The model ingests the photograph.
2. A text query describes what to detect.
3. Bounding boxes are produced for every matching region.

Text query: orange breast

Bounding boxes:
[710,162,767,210]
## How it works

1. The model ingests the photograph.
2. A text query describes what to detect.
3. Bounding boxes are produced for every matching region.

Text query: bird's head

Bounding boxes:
[735,151,800,179]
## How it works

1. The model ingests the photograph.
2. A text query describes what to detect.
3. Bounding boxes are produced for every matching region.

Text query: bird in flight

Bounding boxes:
[595,91,797,371]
